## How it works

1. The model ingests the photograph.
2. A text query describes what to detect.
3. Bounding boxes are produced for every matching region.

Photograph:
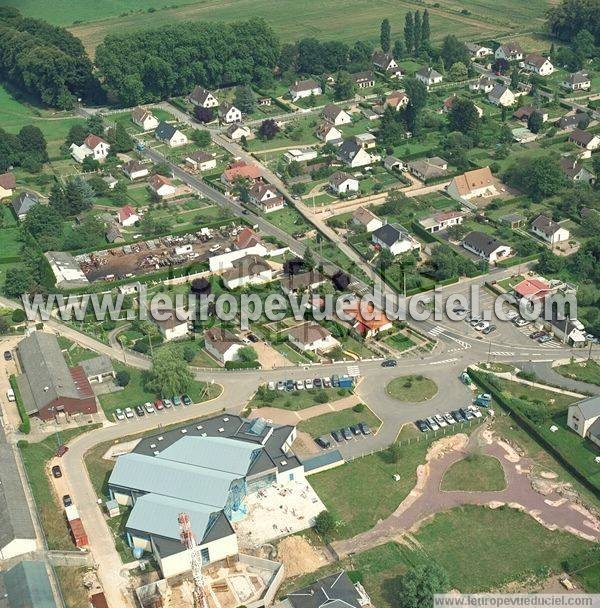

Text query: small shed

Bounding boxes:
[105,499,120,518]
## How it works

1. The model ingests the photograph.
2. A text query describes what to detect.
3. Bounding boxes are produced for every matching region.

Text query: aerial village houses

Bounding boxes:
[204,327,244,363]
[415,67,443,87]
[447,166,498,204]
[513,106,548,123]
[70,134,110,163]
[344,300,393,338]
[372,223,421,255]
[155,122,188,147]
[418,210,466,234]
[219,102,242,124]
[0,172,16,199]
[469,76,495,94]
[226,123,252,141]
[322,104,352,126]
[329,171,360,195]
[560,157,595,185]
[150,308,189,341]
[289,79,322,102]
[337,138,373,168]
[117,204,139,227]
[462,231,512,263]
[222,255,273,290]
[281,571,372,608]
[316,122,342,143]
[185,151,217,172]
[495,42,524,61]
[131,106,159,131]
[567,396,600,448]
[283,148,318,164]
[512,277,552,303]
[466,42,493,59]
[372,51,403,78]
[122,159,149,180]
[407,157,448,181]
[148,174,176,198]
[562,72,591,91]
[523,54,554,76]
[569,129,600,153]
[221,160,261,188]
[288,322,339,353]
[351,71,375,89]
[189,86,219,108]
[488,84,516,107]
[11,192,40,220]
[352,206,383,232]
[530,214,570,244]
[281,270,326,295]
[384,90,409,111]
[248,182,285,213]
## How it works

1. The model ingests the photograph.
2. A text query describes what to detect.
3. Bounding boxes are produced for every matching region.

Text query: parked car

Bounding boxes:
[277,380,286,391]
[3,350,12,361]
[350,425,361,436]
[474,321,490,332]
[452,306,467,315]
[305,379,314,390]
[322,377,331,388]
[248,334,259,343]
[529,331,545,340]
[154,400,164,411]
[331,430,342,442]
[505,310,519,321]
[162,398,173,408]
[452,409,466,423]
[295,379,305,390]
[482,324,497,335]
[460,408,474,421]
[172,395,182,406]
[135,405,145,416]
[415,419,429,432]
[444,412,456,425]
[313,378,322,388]
[55,445,69,457]
[267,381,276,390]
[62,494,72,507]
[470,318,481,327]
[182,394,192,405]
[514,317,529,327]
[331,374,340,387]
[538,334,553,344]
[285,379,295,391]
[358,422,371,435]
[51,465,62,478]
[144,402,155,414]
[316,436,331,449]
[124,407,134,419]
[426,417,439,431]
[469,406,483,418]
[115,408,125,421]
[340,427,352,440]
[434,414,447,428]
[381,359,397,367]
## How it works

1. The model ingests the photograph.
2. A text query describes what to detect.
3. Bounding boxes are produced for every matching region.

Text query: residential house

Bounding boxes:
[513,106,548,122]
[469,76,495,93]
[500,213,525,229]
[283,148,318,164]
[351,71,375,88]
[316,122,342,143]
[415,67,443,87]
[560,157,595,185]
[103,175,118,190]
[384,155,404,172]
[15,331,97,421]
[488,84,515,107]
[150,308,189,341]
[189,86,219,108]
[204,327,244,363]
[556,112,588,131]
[248,182,284,213]
[288,323,339,353]
[447,166,497,203]
[384,90,409,111]
[322,104,352,126]
[352,206,382,232]
[344,300,393,338]
[289,79,322,102]
[106,225,123,243]
[222,255,273,290]
[329,171,359,195]
[354,132,377,149]
[219,103,242,124]
[226,123,252,140]
[209,228,268,272]
[148,174,176,198]
[462,231,512,263]
[279,571,371,608]
[11,191,40,220]
[512,277,552,303]
[418,210,466,233]
[281,270,326,295]
[70,134,111,163]
[155,122,188,147]
[495,42,523,61]
[337,139,372,168]
[131,106,160,130]
[122,160,149,180]
[512,127,538,143]
[523,54,554,76]
[407,157,448,181]
[185,151,217,172]
[80,356,115,384]
[569,129,600,152]
[547,314,587,347]
[117,204,139,227]
[372,51,403,78]
[221,161,261,187]
[530,214,570,244]
[372,223,421,256]
[466,42,493,59]
[562,71,591,92]
[235,227,264,251]
[567,395,600,448]
[0,172,16,199]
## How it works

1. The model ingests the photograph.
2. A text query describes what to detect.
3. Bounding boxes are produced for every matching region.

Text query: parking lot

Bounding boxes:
[111,394,194,422]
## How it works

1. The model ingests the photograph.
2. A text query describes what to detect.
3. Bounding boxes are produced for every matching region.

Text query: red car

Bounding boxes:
[154,399,164,411]
[55,445,69,457]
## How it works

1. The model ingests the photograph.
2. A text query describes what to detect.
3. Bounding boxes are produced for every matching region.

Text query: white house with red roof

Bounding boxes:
[0,172,16,199]
[418,210,466,233]
[512,277,552,302]
[117,205,140,227]
[148,174,176,198]
[70,134,111,163]
[209,227,269,272]
[248,183,284,213]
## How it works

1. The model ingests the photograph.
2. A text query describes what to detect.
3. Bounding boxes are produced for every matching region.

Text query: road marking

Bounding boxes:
[490,351,515,356]
[430,358,459,365]
[428,325,472,350]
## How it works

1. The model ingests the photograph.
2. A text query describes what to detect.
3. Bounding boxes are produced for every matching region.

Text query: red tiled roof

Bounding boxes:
[84,134,107,149]
[118,205,136,221]
[513,278,551,299]
[0,172,16,190]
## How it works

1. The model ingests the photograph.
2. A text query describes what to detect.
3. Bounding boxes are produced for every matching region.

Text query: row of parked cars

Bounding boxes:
[114,394,192,421]
[267,375,353,391]
[459,309,497,335]
[414,405,484,432]
[315,422,372,449]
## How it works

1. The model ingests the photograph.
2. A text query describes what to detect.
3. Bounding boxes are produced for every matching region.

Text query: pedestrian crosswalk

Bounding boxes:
[427,325,472,351]
[490,351,515,356]
[347,365,360,378]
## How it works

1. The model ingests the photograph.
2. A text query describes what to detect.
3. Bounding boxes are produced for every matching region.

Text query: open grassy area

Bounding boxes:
[297,406,380,438]
[415,505,592,592]
[441,454,506,492]
[19,425,101,550]
[249,387,352,411]
[555,360,600,387]
[386,375,437,402]
[54,567,91,608]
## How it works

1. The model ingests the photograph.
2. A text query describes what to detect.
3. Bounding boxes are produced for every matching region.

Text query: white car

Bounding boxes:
[426,417,439,431]
[115,408,125,421]
[144,402,155,414]
[163,399,173,408]
[124,407,135,419]
[514,317,529,327]
[505,310,519,321]
[305,379,314,390]
[322,377,331,388]
[295,380,305,390]
[475,321,490,332]
[268,381,276,390]
[277,381,286,391]
[444,413,456,425]
[434,414,447,428]
[468,406,483,418]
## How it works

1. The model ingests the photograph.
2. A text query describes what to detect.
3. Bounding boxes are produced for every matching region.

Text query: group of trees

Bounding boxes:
[403,10,431,56]
[546,0,600,44]
[95,18,280,105]
[0,7,98,108]
[504,152,566,202]
[0,125,48,172]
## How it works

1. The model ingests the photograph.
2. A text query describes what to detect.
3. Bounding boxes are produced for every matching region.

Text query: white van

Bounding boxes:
[6,388,15,402]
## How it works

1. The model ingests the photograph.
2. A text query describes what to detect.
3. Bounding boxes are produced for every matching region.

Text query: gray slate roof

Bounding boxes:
[573,395,600,419]
[154,121,178,141]
[80,355,114,378]
[0,561,56,608]
[462,231,505,257]
[12,192,39,216]
[286,571,362,608]
[372,223,409,247]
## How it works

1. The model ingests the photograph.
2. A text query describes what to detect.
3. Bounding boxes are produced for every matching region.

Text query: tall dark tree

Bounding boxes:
[421,9,431,49]
[108,123,133,153]
[393,39,405,60]
[0,129,23,172]
[404,12,414,57]
[413,11,422,54]
[527,111,544,134]
[258,119,279,140]
[380,18,391,53]
[448,98,481,136]
[194,106,215,124]
[440,35,470,69]
[402,77,428,134]
[234,85,256,114]
[333,71,356,100]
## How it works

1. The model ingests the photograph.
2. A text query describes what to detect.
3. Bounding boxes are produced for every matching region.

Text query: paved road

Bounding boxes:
[516,360,600,396]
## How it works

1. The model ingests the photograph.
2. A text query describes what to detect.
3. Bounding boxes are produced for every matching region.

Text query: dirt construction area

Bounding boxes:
[275,535,330,578]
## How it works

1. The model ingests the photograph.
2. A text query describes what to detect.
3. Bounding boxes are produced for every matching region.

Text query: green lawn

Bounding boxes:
[19,425,101,550]
[555,360,600,387]
[273,341,313,364]
[441,454,506,492]
[386,375,438,402]
[383,333,416,352]
[266,206,312,235]
[250,386,352,411]
[297,406,380,438]
[415,505,592,592]
[57,336,100,366]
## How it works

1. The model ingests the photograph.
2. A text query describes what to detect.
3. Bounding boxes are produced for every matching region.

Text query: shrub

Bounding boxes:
[115,370,130,387]
[314,390,329,404]
[11,309,26,323]
[314,510,336,536]
[353,403,365,413]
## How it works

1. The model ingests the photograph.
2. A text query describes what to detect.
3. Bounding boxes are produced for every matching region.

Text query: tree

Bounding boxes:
[404,12,414,56]
[448,98,481,135]
[413,11,421,55]
[82,156,100,172]
[238,346,258,362]
[148,349,193,397]
[380,18,391,52]
[234,85,256,114]
[395,563,450,608]
[504,153,565,201]
[384,443,402,463]
[440,35,470,69]
[491,58,510,75]
[23,204,63,248]
[86,114,105,137]
[314,510,336,536]
[546,0,600,43]
[194,106,215,124]
[191,129,211,147]
[115,370,130,387]
[3,267,33,298]
[18,125,48,170]
[108,123,133,153]
[64,123,87,148]
[527,110,544,134]
[303,247,316,270]
[0,129,23,173]
[64,176,95,215]
[403,77,428,134]
[378,247,395,271]
[510,67,520,90]
[421,9,431,49]
[393,39,405,60]
[572,28,596,60]
[448,62,468,82]
[258,119,279,140]
[333,71,356,101]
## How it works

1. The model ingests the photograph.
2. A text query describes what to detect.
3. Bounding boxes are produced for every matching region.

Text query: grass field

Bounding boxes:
[249,387,352,411]
[555,360,600,387]
[386,375,438,402]
[441,454,507,492]
[7,0,551,57]
[297,406,380,438]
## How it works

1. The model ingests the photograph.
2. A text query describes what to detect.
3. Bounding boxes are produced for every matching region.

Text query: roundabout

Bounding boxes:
[386,375,438,402]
